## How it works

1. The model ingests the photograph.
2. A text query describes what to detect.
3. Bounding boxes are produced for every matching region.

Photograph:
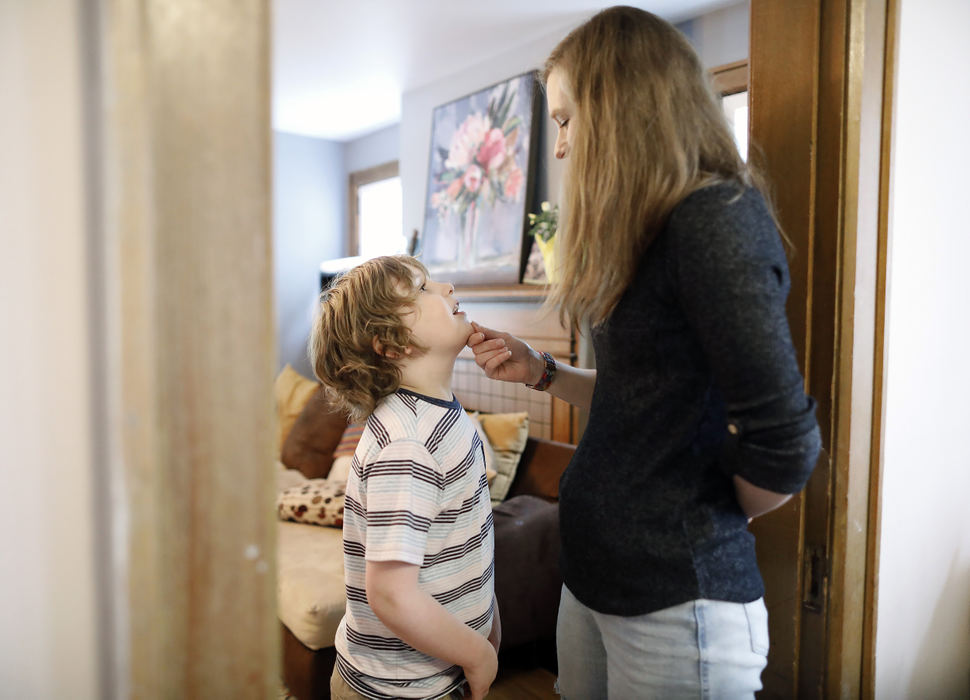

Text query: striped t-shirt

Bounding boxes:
[334,389,495,699]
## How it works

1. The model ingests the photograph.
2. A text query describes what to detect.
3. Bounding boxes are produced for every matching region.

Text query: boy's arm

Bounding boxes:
[366,560,497,700]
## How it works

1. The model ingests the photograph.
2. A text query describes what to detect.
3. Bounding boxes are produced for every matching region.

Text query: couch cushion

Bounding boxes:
[492,495,562,647]
[506,438,574,502]
[277,521,346,651]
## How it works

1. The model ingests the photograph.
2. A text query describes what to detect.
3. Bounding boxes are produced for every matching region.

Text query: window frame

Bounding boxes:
[347,160,399,256]
[710,58,749,96]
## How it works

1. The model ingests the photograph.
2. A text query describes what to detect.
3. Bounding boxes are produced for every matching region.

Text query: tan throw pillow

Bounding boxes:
[274,364,322,455]
[277,479,346,528]
[477,411,529,504]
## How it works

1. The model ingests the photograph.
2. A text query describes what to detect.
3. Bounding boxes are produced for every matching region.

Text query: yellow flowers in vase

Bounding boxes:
[526,201,559,283]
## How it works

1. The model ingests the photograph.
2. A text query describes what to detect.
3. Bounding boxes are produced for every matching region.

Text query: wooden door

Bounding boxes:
[749,0,894,697]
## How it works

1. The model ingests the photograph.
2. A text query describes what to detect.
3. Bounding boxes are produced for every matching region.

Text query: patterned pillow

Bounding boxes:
[277,479,346,528]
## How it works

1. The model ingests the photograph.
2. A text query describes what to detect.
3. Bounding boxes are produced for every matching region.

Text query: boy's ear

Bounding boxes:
[372,335,402,359]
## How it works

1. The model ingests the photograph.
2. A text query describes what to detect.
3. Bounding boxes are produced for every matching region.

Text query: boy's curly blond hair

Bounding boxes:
[309,255,429,422]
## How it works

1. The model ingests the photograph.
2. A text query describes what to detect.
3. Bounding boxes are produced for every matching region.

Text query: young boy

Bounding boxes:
[310,255,500,700]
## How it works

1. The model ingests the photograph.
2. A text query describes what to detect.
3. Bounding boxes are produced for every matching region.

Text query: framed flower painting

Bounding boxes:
[421,72,540,285]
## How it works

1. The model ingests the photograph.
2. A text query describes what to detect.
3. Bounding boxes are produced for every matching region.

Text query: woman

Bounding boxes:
[467,6,821,699]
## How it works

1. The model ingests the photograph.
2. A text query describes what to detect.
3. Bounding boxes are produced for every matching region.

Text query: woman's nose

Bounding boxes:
[555,133,567,159]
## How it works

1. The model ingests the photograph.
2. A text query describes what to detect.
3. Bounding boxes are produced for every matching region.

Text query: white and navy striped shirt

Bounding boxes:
[334,389,495,699]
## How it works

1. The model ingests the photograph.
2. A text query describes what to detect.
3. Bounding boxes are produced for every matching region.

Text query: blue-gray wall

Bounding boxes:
[273,125,402,378]
[273,131,345,377]
[345,123,400,174]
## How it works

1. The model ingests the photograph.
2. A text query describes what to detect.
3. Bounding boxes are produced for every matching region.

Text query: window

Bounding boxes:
[721,91,748,162]
[711,60,749,161]
[348,161,405,258]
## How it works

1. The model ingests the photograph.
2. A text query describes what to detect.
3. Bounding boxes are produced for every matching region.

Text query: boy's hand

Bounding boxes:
[462,637,498,700]
[466,322,542,385]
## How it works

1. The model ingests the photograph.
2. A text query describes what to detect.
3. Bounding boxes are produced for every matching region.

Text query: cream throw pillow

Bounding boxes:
[476,411,529,505]
[327,455,353,483]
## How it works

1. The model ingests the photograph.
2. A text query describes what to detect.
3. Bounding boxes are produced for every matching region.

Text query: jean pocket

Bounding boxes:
[743,599,770,656]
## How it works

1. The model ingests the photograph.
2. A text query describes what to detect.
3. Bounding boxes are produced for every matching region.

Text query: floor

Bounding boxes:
[487,666,558,699]
[279,665,558,699]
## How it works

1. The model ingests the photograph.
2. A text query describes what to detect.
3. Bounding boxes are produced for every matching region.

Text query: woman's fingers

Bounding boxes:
[474,347,510,372]
[471,321,507,342]
[483,348,513,372]
[471,337,507,357]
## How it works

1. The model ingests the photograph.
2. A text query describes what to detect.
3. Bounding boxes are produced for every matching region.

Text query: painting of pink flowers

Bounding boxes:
[422,72,539,285]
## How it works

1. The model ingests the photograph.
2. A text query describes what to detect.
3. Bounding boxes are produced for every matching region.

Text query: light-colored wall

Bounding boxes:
[875,0,970,697]
[677,1,749,68]
[273,131,346,377]
[273,124,402,377]
[0,1,101,697]
[345,123,400,175]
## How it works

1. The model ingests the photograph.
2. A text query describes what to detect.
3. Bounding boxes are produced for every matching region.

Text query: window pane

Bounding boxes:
[357,176,404,258]
[721,90,748,162]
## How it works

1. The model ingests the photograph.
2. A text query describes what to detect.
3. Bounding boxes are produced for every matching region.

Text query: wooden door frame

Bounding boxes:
[96,1,278,696]
[750,0,897,696]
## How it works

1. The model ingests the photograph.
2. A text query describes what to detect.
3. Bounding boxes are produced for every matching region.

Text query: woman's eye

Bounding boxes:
[558,118,569,129]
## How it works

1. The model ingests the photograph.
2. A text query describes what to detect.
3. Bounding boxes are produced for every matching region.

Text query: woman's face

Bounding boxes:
[546,68,576,160]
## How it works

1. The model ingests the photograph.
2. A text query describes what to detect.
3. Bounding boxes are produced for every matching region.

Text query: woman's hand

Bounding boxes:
[466,322,542,385]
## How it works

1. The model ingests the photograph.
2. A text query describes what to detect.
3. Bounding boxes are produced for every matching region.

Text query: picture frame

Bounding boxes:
[420,71,540,286]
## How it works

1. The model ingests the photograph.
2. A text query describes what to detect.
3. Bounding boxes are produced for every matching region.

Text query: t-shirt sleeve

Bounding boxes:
[360,439,444,565]
[670,186,822,494]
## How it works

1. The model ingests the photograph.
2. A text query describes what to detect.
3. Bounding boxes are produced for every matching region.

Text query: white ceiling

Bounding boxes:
[272,0,738,141]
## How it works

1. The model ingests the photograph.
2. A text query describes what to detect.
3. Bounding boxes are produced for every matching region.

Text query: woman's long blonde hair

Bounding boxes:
[544,5,769,328]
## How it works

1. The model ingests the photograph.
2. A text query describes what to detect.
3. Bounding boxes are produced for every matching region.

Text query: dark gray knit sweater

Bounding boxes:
[559,183,821,616]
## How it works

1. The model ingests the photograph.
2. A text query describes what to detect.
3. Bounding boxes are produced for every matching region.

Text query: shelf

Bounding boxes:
[456,284,550,302]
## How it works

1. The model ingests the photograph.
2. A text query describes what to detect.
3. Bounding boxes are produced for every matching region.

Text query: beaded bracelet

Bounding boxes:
[526,351,557,392]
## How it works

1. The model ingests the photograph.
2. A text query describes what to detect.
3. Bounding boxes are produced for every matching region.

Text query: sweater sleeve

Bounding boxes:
[669,185,821,494]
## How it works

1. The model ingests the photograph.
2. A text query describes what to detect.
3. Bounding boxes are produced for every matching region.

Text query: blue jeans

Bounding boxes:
[556,585,769,699]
